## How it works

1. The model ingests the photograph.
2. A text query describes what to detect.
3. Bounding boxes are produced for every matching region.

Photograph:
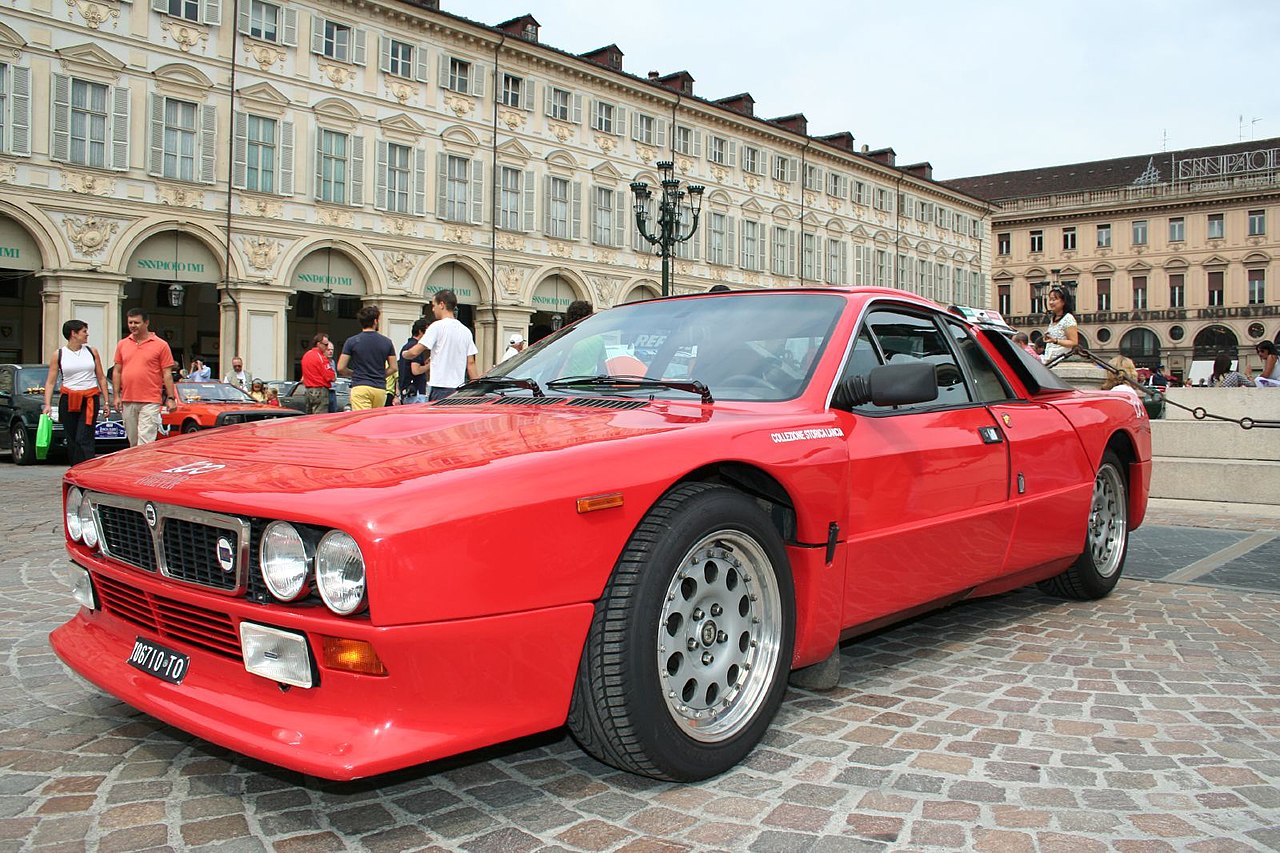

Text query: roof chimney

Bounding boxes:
[817,131,855,153]
[654,70,694,96]
[865,147,896,167]
[902,162,933,180]
[714,93,755,117]
[770,113,807,135]
[580,44,624,71]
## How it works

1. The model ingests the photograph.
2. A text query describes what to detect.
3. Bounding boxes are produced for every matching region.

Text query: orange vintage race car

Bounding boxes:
[51,288,1151,782]
[160,381,301,436]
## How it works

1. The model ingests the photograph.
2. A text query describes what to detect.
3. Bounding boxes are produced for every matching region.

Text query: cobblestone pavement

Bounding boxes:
[1,462,1278,852]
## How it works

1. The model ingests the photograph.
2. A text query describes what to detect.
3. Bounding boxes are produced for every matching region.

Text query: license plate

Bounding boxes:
[95,421,127,440]
[127,637,189,684]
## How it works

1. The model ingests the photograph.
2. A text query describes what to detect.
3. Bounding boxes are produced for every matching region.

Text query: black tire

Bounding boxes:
[11,421,35,465]
[568,482,795,781]
[181,420,200,434]
[1038,449,1128,600]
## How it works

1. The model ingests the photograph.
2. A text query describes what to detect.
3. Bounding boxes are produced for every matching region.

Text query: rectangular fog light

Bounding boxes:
[71,565,96,610]
[240,622,314,688]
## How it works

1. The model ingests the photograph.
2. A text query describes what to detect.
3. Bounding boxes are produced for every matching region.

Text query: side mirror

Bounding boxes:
[835,362,940,409]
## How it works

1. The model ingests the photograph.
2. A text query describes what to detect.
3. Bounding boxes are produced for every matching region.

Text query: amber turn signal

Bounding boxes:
[576,492,624,514]
[320,636,389,676]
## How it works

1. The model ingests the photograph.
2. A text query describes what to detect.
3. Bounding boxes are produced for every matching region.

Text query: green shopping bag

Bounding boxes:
[35,414,53,460]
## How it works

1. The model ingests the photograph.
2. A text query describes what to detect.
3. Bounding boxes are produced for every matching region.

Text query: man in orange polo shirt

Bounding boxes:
[112,308,177,446]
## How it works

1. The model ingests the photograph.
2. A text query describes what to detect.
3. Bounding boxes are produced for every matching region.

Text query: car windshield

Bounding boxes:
[177,382,255,403]
[17,367,50,395]
[494,293,846,401]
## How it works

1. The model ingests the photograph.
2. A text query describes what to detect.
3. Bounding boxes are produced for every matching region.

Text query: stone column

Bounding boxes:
[37,269,128,361]
[218,281,290,380]
[474,306,535,371]
[366,294,427,353]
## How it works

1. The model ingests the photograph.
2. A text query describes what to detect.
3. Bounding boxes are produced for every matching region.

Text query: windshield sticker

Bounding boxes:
[770,427,844,444]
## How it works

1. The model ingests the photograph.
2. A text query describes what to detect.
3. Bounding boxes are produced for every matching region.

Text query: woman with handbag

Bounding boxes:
[41,319,111,465]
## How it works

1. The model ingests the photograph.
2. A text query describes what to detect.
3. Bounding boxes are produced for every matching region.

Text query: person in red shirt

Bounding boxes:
[300,333,336,415]
[112,308,177,446]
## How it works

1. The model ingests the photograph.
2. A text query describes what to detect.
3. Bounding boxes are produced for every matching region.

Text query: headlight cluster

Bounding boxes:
[65,486,99,549]
[259,522,366,616]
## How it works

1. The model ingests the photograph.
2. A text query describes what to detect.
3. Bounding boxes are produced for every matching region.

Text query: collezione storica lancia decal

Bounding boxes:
[769,427,844,444]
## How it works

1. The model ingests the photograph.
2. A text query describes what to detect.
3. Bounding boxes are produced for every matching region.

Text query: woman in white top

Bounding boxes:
[1042,286,1079,365]
[1251,340,1280,388]
[42,319,111,464]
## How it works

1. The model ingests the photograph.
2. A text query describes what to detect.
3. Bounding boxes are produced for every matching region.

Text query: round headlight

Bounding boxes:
[66,487,83,541]
[315,531,366,616]
[260,521,311,601]
[78,493,98,549]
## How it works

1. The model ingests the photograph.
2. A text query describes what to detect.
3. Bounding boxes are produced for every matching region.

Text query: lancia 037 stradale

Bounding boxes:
[51,288,1151,781]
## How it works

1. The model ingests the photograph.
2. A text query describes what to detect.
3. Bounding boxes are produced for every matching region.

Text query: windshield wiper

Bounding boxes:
[545,374,713,404]
[458,375,544,397]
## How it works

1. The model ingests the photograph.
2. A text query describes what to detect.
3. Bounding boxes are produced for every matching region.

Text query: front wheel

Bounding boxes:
[1038,449,1128,600]
[11,421,35,465]
[568,483,795,781]
[181,420,200,434]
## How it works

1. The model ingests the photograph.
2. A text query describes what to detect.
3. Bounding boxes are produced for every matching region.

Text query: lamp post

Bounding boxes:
[167,283,186,308]
[631,161,705,297]
[320,248,337,312]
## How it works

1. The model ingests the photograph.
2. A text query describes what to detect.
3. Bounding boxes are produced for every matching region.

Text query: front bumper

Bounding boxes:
[49,558,594,780]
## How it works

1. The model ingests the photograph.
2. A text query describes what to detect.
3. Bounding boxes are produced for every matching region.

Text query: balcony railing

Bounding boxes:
[997,170,1280,214]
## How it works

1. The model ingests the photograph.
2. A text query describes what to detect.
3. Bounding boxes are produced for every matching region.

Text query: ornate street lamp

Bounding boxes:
[631,161,705,297]
[320,248,338,312]
[167,283,186,308]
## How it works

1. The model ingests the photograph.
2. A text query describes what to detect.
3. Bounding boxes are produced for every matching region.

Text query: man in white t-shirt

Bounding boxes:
[501,333,525,363]
[403,289,479,401]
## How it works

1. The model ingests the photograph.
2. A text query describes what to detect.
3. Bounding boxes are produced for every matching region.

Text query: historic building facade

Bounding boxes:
[0,0,988,378]
[949,138,1280,383]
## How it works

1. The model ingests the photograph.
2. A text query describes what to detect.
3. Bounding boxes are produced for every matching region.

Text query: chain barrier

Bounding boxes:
[1047,346,1280,430]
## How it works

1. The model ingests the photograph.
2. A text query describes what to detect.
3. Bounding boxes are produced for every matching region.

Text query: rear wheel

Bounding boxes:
[568,482,795,781]
[1038,450,1128,600]
[181,420,200,434]
[10,421,35,465]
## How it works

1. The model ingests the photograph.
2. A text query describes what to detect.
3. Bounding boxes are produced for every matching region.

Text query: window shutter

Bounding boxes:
[726,140,737,168]
[470,158,484,223]
[237,3,250,34]
[378,36,390,73]
[199,103,217,184]
[231,110,248,188]
[314,130,325,199]
[542,175,551,233]
[471,64,485,98]
[279,121,294,195]
[788,230,797,276]
[151,0,166,12]
[438,53,450,88]
[414,44,429,82]
[51,74,70,162]
[522,169,535,231]
[310,15,325,55]
[202,0,220,26]
[614,106,626,136]
[374,139,388,210]
[543,85,554,117]
[788,159,798,183]
[352,28,366,66]
[435,152,447,218]
[692,130,702,158]
[412,146,426,215]
[281,8,297,45]
[570,180,582,239]
[571,94,582,124]
[148,95,164,176]
[655,119,666,149]
[726,216,735,265]
[613,194,625,247]
[9,66,31,157]
[522,80,535,111]
[629,111,639,142]
[349,134,364,206]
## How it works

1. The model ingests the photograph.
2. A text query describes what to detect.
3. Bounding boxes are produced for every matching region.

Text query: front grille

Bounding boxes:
[162,519,239,591]
[95,573,242,660]
[98,505,157,572]
[565,398,650,410]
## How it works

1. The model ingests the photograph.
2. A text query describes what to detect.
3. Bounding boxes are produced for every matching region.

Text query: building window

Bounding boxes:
[826,171,847,198]
[162,0,201,23]
[1168,217,1184,242]
[706,212,732,265]
[803,164,823,192]
[248,0,278,41]
[323,21,352,62]
[1062,227,1076,251]
[873,187,893,213]
[591,187,621,246]
[161,97,197,182]
[772,155,797,183]
[381,142,410,214]
[1132,220,1148,246]
[1029,230,1043,253]
[386,40,414,78]
[1029,284,1043,314]
[245,115,276,193]
[70,79,109,168]
[501,74,523,108]
[801,233,821,280]
[1207,270,1224,307]
[854,181,868,206]
[875,250,890,287]
[1248,269,1266,304]
[1169,274,1185,308]
[742,145,764,176]
[1207,213,1224,240]
[546,176,572,238]
[998,284,1010,315]
[707,135,735,167]
[499,166,522,231]
[827,240,847,284]
[318,129,348,204]
[632,112,657,146]
[445,154,475,220]
[1248,209,1266,236]
[1132,276,1147,310]
[771,227,795,276]
[997,232,1010,255]
[448,58,471,94]
[740,219,763,271]
[546,87,573,122]
[1096,223,1111,248]
[591,100,618,134]
[1096,278,1111,311]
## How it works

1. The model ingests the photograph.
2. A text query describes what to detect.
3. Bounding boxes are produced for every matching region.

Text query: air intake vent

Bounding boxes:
[431,395,495,406]
[564,398,650,410]
[491,397,559,405]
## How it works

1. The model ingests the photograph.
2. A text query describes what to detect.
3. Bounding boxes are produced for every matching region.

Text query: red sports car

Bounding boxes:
[51,288,1151,782]
[160,381,300,436]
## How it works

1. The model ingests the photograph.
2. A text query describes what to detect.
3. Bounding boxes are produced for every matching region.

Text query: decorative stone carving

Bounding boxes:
[382,251,418,284]
[549,241,572,259]
[772,182,790,198]
[498,266,522,298]
[676,261,690,276]
[386,79,414,105]
[804,191,817,207]
[442,224,470,243]
[242,236,279,271]
[498,108,525,130]
[63,215,118,257]
[711,165,728,184]
[242,39,285,70]
[827,196,841,213]
[317,60,357,88]
[592,248,616,265]
[710,266,727,281]
[386,217,414,236]
[592,276,620,305]
[242,195,282,218]
[160,18,208,52]
[550,123,573,143]
[636,145,655,164]
[744,272,760,286]
[318,207,353,228]
[63,170,114,196]
[594,134,616,153]
[497,233,525,252]
[0,163,15,183]
[158,184,202,207]
[636,254,653,270]
[744,176,760,193]
[444,94,474,117]
[677,157,693,173]
[66,0,119,29]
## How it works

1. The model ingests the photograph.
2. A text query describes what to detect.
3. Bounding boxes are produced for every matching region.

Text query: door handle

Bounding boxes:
[977,426,1003,444]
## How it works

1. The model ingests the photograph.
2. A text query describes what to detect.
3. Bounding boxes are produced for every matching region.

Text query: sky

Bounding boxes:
[443,0,1280,179]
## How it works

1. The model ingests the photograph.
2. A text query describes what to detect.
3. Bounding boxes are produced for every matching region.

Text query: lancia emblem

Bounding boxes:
[216,537,235,573]
[144,503,158,527]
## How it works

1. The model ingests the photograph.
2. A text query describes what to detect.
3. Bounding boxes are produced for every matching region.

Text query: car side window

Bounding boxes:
[864,308,972,412]
[0,368,12,397]
[835,328,885,413]
[944,321,1015,403]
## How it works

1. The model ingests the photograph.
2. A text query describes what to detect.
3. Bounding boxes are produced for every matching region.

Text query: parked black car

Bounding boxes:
[0,363,128,465]
[273,378,353,413]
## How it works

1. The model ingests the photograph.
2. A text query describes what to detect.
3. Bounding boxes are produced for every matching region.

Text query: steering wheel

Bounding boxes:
[935,363,965,387]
